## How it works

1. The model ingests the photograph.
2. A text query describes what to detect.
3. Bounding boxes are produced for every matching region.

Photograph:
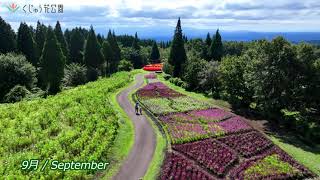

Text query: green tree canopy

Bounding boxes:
[0,16,16,53]
[0,53,37,101]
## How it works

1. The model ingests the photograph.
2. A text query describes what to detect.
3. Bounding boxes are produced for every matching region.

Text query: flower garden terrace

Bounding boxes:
[135,75,316,180]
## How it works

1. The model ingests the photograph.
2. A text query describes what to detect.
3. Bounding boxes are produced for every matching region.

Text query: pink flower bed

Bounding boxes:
[164,122,208,143]
[218,131,273,158]
[144,73,157,79]
[214,116,252,134]
[137,82,184,98]
[173,139,238,176]
[160,152,215,180]
[159,108,233,123]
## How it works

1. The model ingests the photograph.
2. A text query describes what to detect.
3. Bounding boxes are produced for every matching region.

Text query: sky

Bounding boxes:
[1,0,320,37]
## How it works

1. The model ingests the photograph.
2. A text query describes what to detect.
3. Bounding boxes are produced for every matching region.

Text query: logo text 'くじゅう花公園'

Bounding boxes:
[2,2,64,14]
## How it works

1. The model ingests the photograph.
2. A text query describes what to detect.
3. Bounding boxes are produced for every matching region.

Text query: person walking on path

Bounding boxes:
[139,106,142,115]
[135,102,139,115]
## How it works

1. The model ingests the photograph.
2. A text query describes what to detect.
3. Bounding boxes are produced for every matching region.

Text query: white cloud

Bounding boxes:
[0,0,319,32]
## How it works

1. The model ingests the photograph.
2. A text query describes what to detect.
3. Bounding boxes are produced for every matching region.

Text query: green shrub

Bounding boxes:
[163,74,171,80]
[63,63,88,86]
[4,85,30,103]
[118,59,134,71]
[162,61,173,75]
[86,67,99,82]
[0,53,37,101]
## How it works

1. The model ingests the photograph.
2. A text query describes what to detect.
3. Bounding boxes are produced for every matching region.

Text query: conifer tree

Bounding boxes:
[69,28,85,64]
[64,29,71,48]
[150,41,160,63]
[209,29,223,61]
[132,32,140,50]
[205,32,212,47]
[17,22,38,66]
[35,21,47,59]
[102,41,113,76]
[168,18,187,77]
[83,26,104,71]
[39,26,66,94]
[54,21,69,62]
[0,17,16,53]
[107,30,121,73]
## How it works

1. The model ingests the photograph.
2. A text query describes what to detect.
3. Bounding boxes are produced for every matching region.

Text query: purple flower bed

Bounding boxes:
[137,82,184,98]
[173,139,238,176]
[159,108,233,124]
[218,131,273,158]
[229,146,315,180]
[164,121,209,144]
[214,116,252,134]
[144,73,157,79]
[160,152,215,180]
[189,108,233,121]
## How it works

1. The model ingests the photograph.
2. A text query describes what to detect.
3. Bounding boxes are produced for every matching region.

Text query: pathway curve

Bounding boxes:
[113,74,156,180]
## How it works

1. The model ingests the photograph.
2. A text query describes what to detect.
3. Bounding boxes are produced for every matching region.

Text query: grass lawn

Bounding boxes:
[269,135,320,176]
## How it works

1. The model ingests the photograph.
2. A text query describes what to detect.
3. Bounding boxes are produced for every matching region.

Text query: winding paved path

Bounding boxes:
[113,74,156,180]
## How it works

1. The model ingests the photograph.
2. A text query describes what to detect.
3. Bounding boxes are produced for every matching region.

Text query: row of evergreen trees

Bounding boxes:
[0,16,163,97]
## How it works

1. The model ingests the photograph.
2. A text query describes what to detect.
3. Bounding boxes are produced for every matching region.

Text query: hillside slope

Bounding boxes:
[0,71,137,179]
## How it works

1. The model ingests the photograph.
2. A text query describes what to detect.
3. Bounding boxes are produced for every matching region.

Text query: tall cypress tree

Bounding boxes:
[35,21,47,59]
[69,28,85,64]
[17,22,37,66]
[83,26,104,79]
[40,26,66,94]
[54,21,69,63]
[0,17,16,53]
[107,30,121,73]
[150,41,160,63]
[102,41,113,76]
[132,32,140,50]
[64,29,71,48]
[205,32,212,47]
[209,29,223,61]
[168,18,187,77]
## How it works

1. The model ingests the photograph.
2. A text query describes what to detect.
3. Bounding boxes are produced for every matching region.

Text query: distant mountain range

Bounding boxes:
[145,31,320,43]
[93,26,320,43]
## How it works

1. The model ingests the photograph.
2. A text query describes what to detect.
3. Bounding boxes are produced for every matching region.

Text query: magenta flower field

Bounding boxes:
[136,80,315,179]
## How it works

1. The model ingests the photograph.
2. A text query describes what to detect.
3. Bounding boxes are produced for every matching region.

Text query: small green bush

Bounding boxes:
[63,63,88,86]
[162,61,173,75]
[4,85,30,103]
[163,74,171,80]
[0,53,37,101]
[118,59,134,71]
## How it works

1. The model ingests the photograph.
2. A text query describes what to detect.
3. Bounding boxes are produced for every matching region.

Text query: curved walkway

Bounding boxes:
[113,74,156,180]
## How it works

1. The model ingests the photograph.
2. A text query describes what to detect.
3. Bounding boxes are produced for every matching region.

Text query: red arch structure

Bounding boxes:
[143,63,163,71]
